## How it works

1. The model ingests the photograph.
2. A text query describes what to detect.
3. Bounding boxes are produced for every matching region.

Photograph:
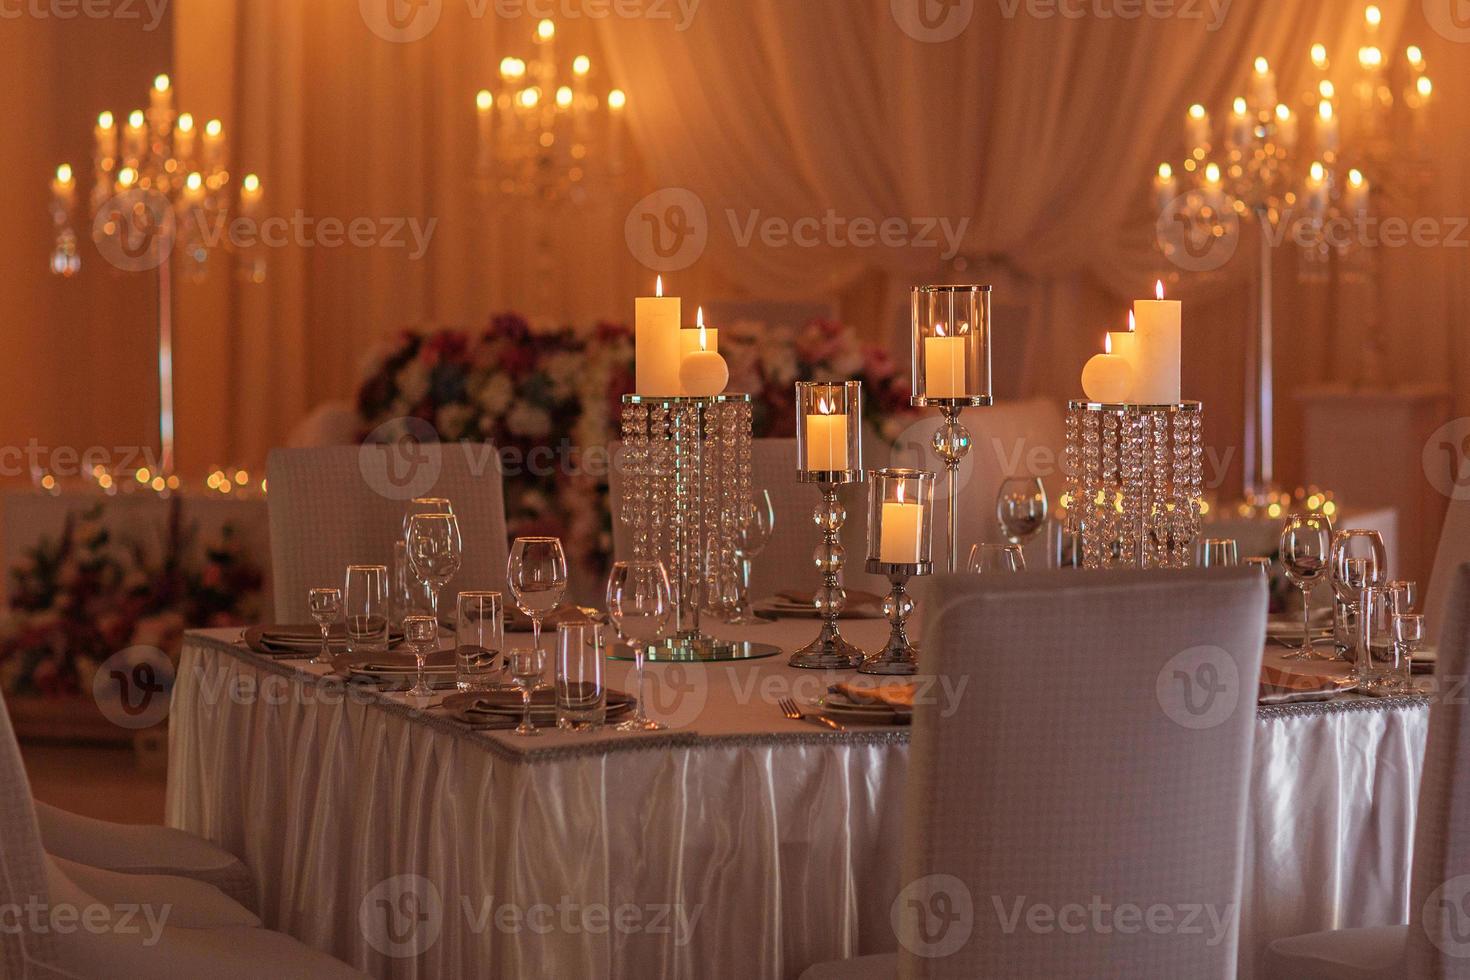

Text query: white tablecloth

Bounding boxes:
[165,620,1428,979]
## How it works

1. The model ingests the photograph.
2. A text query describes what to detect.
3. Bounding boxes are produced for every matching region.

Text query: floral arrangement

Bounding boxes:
[355,313,914,569]
[0,501,264,699]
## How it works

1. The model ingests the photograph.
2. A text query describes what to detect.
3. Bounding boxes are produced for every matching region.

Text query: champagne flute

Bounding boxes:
[729,489,775,624]
[1279,513,1334,661]
[307,587,342,666]
[607,560,672,733]
[508,647,547,737]
[996,477,1049,548]
[402,614,438,699]
[967,543,1025,574]
[406,513,463,619]
[507,537,569,664]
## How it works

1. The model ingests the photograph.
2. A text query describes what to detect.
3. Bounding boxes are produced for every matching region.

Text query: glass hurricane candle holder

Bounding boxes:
[790,381,866,670]
[863,468,936,676]
[911,285,993,573]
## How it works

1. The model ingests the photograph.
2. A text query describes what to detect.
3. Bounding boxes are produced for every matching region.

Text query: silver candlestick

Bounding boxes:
[860,468,936,675]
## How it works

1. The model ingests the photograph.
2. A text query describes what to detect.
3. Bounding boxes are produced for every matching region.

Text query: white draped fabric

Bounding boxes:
[167,624,1427,979]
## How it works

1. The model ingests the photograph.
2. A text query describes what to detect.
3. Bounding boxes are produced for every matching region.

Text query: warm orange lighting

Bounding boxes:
[128,110,145,129]
[55,164,73,184]
[153,74,170,93]
[242,173,261,194]
[655,275,664,297]
[205,119,223,138]
[1254,56,1269,75]
[1310,43,1328,69]
[555,86,573,108]
[1104,333,1113,355]
[117,167,138,188]
[1232,97,1247,116]
[573,55,590,76]
[1188,103,1206,120]
[1157,162,1173,181]
[1365,4,1381,28]
[1309,161,1325,183]
[98,111,114,129]
[1417,76,1433,98]
[608,89,627,111]
[475,89,493,111]
[1319,80,1335,100]
[1407,45,1424,68]
[536,18,555,40]
[177,112,194,133]
[1204,162,1221,184]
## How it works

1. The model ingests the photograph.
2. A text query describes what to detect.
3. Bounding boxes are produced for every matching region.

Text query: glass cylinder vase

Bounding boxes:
[796,381,863,481]
[910,285,993,406]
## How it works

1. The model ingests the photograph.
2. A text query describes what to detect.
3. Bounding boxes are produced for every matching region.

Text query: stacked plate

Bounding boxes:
[244,625,406,658]
[439,689,636,729]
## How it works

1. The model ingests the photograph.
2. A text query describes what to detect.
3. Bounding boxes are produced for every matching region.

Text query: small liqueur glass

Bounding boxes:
[508,647,547,737]
[1392,612,1424,695]
[996,477,1048,550]
[402,614,439,700]
[307,587,342,666]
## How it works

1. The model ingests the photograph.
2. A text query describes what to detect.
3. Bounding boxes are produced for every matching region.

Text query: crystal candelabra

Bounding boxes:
[619,394,780,662]
[473,17,628,203]
[49,73,264,475]
[1063,401,1204,570]
[1152,6,1433,502]
[791,382,866,670]
[910,286,993,574]
[863,468,935,676]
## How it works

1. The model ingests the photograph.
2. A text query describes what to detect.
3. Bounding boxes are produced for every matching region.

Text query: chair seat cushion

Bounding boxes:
[798,953,896,980]
[1265,924,1407,979]
[47,855,260,931]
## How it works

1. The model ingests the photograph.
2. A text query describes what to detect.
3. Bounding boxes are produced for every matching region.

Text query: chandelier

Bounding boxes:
[474,19,628,204]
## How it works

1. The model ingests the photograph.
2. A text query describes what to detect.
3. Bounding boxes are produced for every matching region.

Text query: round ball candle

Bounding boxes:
[679,308,719,392]
[679,326,729,397]
[1081,335,1135,404]
[635,276,682,397]
[1132,281,1182,404]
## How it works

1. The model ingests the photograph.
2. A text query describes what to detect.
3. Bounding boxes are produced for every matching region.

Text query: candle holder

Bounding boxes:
[862,469,935,675]
[910,285,993,573]
[1062,401,1204,569]
[791,382,866,670]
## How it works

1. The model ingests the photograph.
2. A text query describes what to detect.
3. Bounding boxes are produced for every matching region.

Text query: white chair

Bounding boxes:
[266,445,509,622]
[803,568,1267,979]
[1265,562,1470,979]
[1423,494,1470,640]
[0,693,365,979]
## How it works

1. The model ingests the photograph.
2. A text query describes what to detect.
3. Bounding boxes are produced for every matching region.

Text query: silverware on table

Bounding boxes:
[779,697,845,732]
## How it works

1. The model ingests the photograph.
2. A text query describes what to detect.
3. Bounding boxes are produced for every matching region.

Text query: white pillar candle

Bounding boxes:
[51,165,76,210]
[174,113,196,162]
[923,323,968,398]
[1132,281,1183,405]
[1317,100,1339,155]
[1185,104,1210,154]
[680,308,719,365]
[879,490,924,564]
[804,410,850,472]
[635,276,682,397]
[475,90,494,173]
[1250,58,1276,111]
[124,110,147,161]
[95,111,117,161]
[1082,335,1135,404]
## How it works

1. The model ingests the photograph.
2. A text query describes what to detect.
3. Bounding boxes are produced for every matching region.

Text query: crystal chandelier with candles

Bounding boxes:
[474,18,628,203]
[1150,4,1433,502]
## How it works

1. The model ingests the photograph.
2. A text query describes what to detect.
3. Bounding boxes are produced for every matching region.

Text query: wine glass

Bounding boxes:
[1330,529,1388,603]
[729,490,776,625]
[1392,612,1424,694]
[1199,538,1240,568]
[402,614,438,699]
[1279,513,1334,661]
[967,543,1025,574]
[606,560,672,733]
[507,647,547,737]
[507,537,569,663]
[996,477,1049,548]
[406,513,463,619]
[1388,580,1418,616]
[307,587,342,666]
[402,498,453,609]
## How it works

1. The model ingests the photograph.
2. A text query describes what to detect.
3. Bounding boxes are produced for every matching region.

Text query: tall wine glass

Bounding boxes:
[1330,529,1388,602]
[607,560,672,733]
[402,498,453,611]
[307,587,342,666]
[1279,513,1334,661]
[996,477,1049,548]
[406,513,463,619]
[402,614,438,699]
[507,537,569,663]
[729,489,776,625]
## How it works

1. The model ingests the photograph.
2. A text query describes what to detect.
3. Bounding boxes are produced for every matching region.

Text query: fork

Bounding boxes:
[779,697,845,732]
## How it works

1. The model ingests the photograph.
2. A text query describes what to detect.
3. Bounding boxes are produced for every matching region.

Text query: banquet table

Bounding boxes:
[166,617,1429,980]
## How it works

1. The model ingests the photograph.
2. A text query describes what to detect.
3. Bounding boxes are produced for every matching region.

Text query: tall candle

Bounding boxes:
[879,485,924,564]
[1185,104,1210,153]
[635,276,682,397]
[51,164,76,210]
[124,110,147,162]
[804,402,850,472]
[95,111,117,161]
[475,90,494,173]
[174,113,196,162]
[1132,281,1182,405]
[924,322,968,398]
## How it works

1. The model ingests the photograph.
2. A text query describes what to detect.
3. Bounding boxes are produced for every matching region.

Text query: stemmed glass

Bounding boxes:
[507,537,569,663]
[729,490,775,625]
[967,543,1025,574]
[996,477,1049,548]
[508,647,547,737]
[607,560,673,733]
[402,498,453,610]
[307,587,342,666]
[406,513,463,619]
[1388,580,1418,616]
[1279,512,1334,661]
[1330,530,1388,597]
[402,614,438,699]
[1393,613,1424,694]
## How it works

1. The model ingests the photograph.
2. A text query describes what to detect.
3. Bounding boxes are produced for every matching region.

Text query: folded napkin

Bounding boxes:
[1258,664,1356,705]
[832,681,916,710]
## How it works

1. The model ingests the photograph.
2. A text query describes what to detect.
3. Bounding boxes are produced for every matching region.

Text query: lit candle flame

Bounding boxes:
[1311,43,1328,69]
[153,74,170,93]
[1254,56,1269,75]
[98,111,114,129]
[56,164,73,184]
[1105,333,1113,355]
[655,275,663,298]
[816,395,834,416]
[476,89,493,111]
[934,321,947,338]
[895,481,906,505]
[1155,280,1165,300]
[1128,310,1136,333]
[177,112,194,133]
[1188,103,1206,120]
[698,324,709,352]
[1319,80,1335,100]
[1157,162,1173,181]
